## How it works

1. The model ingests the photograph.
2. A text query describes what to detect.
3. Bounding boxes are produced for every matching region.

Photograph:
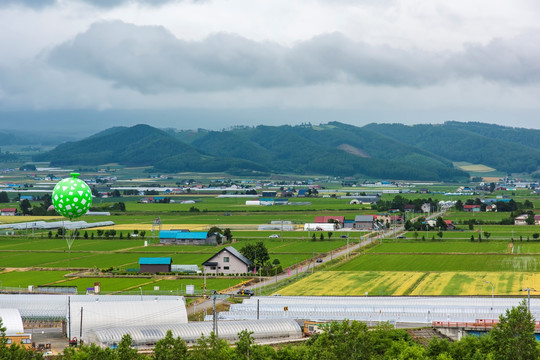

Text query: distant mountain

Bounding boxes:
[363,122,540,174]
[0,130,76,146]
[33,124,266,175]
[34,122,539,180]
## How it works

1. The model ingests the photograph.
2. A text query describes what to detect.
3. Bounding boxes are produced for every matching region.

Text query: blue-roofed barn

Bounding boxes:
[159,231,218,245]
[139,257,172,274]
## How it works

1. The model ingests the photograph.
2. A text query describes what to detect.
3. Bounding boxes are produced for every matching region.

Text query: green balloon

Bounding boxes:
[52,173,93,219]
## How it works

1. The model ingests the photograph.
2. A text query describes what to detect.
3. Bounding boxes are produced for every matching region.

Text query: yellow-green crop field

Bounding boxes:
[277,271,540,296]
[278,271,423,296]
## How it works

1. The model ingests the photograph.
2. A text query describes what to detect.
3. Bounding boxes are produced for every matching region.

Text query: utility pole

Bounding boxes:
[212,291,218,337]
[521,288,536,310]
[79,307,84,343]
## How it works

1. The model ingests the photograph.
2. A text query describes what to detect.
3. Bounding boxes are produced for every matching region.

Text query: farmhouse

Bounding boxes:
[463,205,481,212]
[514,214,528,225]
[376,214,403,225]
[354,215,375,230]
[139,257,172,274]
[159,231,219,245]
[1,208,17,216]
[202,246,252,275]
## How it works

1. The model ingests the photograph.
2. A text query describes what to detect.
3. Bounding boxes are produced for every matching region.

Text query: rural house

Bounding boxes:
[354,215,375,230]
[202,246,252,275]
[463,205,481,212]
[1,208,17,216]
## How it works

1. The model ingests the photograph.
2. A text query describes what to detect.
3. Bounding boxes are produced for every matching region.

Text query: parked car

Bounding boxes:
[316,258,323,263]
[237,289,255,296]
[397,235,406,239]
[269,234,280,238]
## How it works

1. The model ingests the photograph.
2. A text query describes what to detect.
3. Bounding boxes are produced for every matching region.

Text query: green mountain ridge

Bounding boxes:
[33,122,540,180]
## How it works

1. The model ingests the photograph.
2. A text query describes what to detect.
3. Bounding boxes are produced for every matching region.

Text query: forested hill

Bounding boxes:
[362,122,540,174]
[34,122,539,180]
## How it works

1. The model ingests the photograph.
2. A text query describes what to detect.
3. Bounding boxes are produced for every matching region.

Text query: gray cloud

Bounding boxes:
[77,0,182,7]
[0,0,180,9]
[0,0,56,9]
[45,21,540,94]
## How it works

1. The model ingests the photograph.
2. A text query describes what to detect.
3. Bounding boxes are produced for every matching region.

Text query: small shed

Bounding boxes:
[139,257,172,273]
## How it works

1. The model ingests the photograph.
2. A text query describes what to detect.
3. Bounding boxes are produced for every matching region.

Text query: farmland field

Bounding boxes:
[1,171,538,298]
[277,271,423,296]
[278,271,540,296]
[334,254,540,272]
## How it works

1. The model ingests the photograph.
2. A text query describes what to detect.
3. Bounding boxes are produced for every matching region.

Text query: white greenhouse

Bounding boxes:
[210,296,540,324]
[86,318,302,348]
[68,300,188,341]
[0,308,25,335]
[0,294,185,321]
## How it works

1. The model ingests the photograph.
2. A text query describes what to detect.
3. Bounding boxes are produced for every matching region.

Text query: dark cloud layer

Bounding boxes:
[46,21,540,94]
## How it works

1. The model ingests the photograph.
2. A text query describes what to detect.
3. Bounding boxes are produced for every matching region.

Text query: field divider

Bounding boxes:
[403,272,430,295]
[111,279,162,294]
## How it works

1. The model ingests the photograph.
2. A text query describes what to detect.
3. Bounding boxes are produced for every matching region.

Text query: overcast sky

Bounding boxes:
[1,0,539,132]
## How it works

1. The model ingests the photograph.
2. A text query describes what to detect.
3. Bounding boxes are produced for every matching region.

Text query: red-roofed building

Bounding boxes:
[1,208,17,216]
[314,216,345,228]
[463,205,481,212]
[444,220,455,230]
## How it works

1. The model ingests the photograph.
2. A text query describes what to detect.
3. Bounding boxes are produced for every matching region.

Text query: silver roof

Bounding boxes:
[86,318,302,347]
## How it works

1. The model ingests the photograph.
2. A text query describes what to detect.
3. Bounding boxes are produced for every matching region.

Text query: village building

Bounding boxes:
[202,246,252,275]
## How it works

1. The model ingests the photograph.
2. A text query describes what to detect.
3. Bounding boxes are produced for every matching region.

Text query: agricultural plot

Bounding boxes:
[366,242,509,254]
[409,272,540,296]
[0,270,71,287]
[334,254,540,272]
[279,271,540,296]
[277,271,423,296]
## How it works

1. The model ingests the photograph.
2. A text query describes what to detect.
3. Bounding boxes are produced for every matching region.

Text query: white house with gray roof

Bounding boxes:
[202,246,252,275]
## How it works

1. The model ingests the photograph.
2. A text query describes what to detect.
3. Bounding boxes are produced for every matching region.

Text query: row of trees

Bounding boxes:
[455,198,534,212]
